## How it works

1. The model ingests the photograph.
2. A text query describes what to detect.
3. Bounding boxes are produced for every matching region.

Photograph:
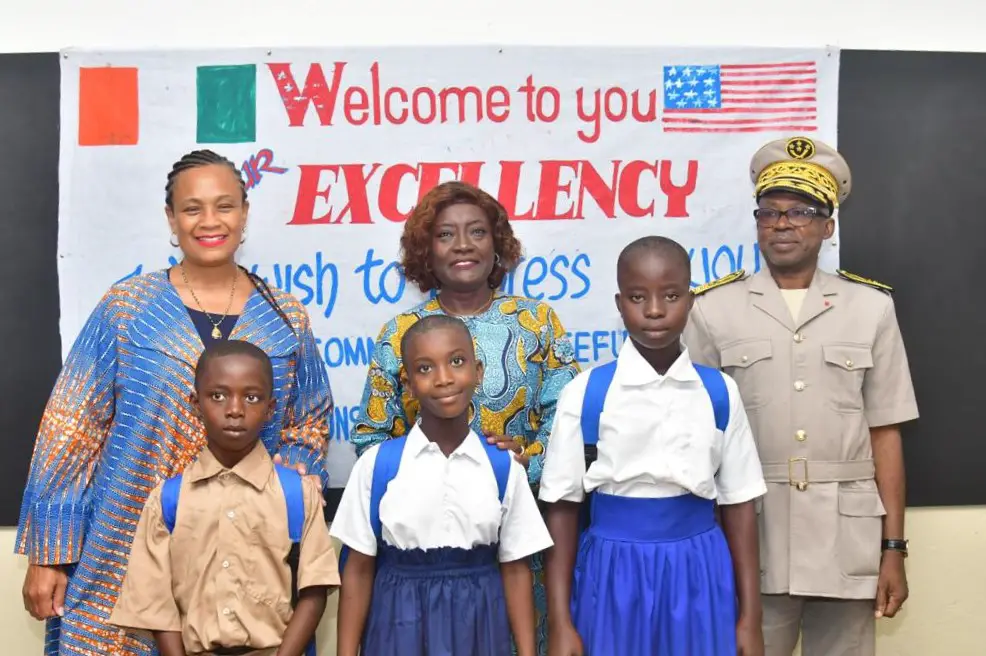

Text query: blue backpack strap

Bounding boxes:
[480,435,511,504]
[369,437,409,540]
[273,465,316,656]
[580,361,618,447]
[160,473,183,534]
[274,465,306,543]
[694,364,730,432]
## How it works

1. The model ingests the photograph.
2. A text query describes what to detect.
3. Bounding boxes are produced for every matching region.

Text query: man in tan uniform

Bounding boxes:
[683,137,918,656]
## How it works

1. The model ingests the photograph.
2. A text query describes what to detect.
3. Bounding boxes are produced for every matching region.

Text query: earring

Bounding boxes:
[240,230,247,245]
[494,253,502,266]
[170,234,179,248]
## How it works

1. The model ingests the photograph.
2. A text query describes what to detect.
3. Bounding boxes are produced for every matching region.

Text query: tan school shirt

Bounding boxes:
[110,442,341,655]
[683,268,918,599]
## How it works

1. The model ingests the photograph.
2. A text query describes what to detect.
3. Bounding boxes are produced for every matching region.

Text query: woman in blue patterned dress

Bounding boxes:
[17,150,333,656]
[349,181,580,655]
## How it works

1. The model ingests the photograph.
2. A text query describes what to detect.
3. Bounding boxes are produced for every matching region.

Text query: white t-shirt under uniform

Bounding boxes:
[539,340,767,505]
[331,425,553,563]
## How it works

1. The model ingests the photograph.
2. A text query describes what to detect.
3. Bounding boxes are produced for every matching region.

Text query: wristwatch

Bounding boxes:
[881,538,909,557]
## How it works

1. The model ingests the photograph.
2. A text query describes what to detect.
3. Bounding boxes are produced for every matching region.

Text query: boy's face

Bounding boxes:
[404,326,483,420]
[615,250,693,351]
[192,354,275,457]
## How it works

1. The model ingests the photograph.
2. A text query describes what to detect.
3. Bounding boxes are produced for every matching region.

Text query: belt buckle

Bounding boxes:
[788,457,809,491]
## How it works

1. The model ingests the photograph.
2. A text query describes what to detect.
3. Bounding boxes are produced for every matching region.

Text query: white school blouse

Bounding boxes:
[539,341,767,505]
[331,425,553,563]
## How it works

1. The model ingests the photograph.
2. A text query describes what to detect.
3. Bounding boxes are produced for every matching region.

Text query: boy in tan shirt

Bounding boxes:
[111,340,340,656]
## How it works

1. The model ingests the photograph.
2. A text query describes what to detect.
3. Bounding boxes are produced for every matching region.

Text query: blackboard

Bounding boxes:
[0,49,980,527]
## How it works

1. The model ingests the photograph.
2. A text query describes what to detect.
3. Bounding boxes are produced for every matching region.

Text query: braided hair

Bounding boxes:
[165,149,295,334]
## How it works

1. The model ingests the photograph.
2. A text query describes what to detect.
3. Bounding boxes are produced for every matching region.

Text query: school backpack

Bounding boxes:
[160,464,316,656]
[338,432,512,572]
[579,361,730,525]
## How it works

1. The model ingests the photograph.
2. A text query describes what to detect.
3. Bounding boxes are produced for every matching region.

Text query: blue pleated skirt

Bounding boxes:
[362,543,511,656]
[572,493,737,655]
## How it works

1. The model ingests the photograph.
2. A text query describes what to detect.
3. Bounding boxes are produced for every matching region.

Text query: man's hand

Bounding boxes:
[272,454,326,507]
[875,550,908,618]
[736,615,765,656]
[23,564,68,620]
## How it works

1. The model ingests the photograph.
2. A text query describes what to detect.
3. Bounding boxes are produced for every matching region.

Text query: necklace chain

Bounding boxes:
[437,290,495,317]
[179,262,237,340]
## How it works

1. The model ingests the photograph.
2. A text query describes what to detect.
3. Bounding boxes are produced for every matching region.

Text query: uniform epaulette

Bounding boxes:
[837,269,893,294]
[691,270,746,296]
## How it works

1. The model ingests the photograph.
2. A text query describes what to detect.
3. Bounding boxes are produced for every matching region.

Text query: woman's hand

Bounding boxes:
[485,434,530,469]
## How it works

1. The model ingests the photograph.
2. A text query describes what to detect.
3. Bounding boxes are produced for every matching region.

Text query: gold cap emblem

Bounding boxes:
[786,137,816,160]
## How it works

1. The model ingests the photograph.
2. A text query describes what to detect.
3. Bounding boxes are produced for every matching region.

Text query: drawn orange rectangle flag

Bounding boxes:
[78,67,139,146]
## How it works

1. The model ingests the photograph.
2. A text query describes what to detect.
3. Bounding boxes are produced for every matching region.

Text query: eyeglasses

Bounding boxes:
[753,207,827,228]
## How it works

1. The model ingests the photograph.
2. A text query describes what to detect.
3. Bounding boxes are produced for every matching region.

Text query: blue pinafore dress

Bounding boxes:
[341,433,514,656]
[574,361,739,655]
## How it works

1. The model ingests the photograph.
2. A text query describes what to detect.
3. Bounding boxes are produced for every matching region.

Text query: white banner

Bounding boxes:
[58,46,840,488]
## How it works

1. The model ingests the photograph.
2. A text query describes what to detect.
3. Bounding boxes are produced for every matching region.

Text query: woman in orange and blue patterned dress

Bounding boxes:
[17,150,333,655]
[349,181,580,656]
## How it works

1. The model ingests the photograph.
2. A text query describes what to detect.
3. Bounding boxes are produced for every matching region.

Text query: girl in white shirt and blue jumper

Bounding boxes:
[332,315,553,656]
[540,236,768,656]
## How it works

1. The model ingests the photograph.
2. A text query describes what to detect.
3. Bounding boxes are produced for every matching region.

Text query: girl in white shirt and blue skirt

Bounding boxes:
[540,237,768,656]
[332,315,553,656]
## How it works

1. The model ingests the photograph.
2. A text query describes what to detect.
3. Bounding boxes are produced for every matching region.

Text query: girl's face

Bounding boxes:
[166,164,248,268]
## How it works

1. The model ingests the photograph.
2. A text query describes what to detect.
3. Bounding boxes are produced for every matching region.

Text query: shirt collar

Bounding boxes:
[615,338,701,387]
[185,441,273,491]
[406,423,487,463]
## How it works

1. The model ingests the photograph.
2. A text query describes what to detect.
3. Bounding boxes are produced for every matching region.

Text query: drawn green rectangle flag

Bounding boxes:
[197,64,257,144]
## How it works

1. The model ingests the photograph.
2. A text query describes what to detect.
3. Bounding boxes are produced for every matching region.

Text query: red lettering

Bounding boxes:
[577,161,619,218]
[418,163,462,200]
[412,88,437,123]
[487,86,510,123]
[291,165,341,224]
[268,62,346,127]
[378,164,418,222]
[344,86,370,125]
[438,87,483,123]
[384,87,408,124]
[535,161,578,220]
[660,160,699,218]
[288,159,695,225]
[497,161,535,220]
[618,161,659,218]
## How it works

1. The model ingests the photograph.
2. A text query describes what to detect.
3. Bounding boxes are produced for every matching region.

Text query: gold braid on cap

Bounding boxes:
[755,161,840,208]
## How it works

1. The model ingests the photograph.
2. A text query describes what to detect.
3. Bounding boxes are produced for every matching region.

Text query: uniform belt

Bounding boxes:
[762,458,875,490]
[206,648,255,655]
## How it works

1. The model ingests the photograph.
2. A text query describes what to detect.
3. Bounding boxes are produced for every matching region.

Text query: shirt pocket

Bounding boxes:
[821,343,873,413]
[836,486,886,578]
[720,339,773,409]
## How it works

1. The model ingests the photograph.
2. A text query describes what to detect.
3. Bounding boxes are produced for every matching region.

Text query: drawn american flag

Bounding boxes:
[661,62,817,133]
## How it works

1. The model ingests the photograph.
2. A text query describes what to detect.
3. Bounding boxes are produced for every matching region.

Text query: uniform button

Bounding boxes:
[794,380,805,391]
[793,333,804,343]
[795,430,807,442]
[846,359,854,369]
[222,608,231,616]
[227,510,236,520]
[741,355,749,363]
[222,560,230,569]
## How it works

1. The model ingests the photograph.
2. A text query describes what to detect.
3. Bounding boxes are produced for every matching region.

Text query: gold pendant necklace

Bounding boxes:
[180,262,237,340]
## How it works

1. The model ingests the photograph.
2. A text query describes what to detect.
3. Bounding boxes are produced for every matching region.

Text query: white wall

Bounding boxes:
[1,2,982,655]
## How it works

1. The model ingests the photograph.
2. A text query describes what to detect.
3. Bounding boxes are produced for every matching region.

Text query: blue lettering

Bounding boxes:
[566,330,628,364]
[499,252,593,301]
[356,248,406,306]
[317,336,376,369]
[522,256,549,299]
[331,405,362,442]
[570,253,591,299]
[688,243,761,288]
[250,253,339,318]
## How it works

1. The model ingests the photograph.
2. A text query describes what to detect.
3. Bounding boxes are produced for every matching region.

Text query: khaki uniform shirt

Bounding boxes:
[110,442,340,655]
[683,268,918,599]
